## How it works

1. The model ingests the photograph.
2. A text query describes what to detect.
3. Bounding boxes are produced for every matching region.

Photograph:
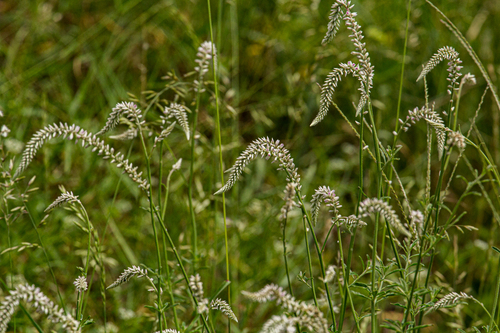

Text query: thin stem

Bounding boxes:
[367,100,383,333]
[282,215,293,296]
[296,193,337,329]
[137,123,165,331]
[489,251,500,333]
[188,90,201,273]
[302,215,319,307]
[207,0,231,324]
[158,142,180,330]
[24,203,66,314]
[339,111,364,330]
[337,226,361,333]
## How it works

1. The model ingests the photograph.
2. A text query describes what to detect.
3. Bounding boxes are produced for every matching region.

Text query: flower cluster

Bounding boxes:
[337,214,367,230]
[14,123,149,192]
[417,46,463,101]
[311,185,342,225]
[45,191,80,212]
[313,61,365,126]
[189,274,208,313]
[404,106,447,158]
[215,137,301,195]
[96,102,145,136]
[210,299,238,323]
[194,41,217,92]
[314,0,373,126]
[261,315,298,333]
[109,128,137,141]
[73,276,88,292]
[242,284,328,333]
[360,198,410,237]
[430,291,476,311]
[322,2,344,45]
[153,121,176,148]
[446,130,466,150]
[162,103,191,140]
[279,182,298,221]
[107,266,151,289]
[320,265,336,284]
[0,284,80,333]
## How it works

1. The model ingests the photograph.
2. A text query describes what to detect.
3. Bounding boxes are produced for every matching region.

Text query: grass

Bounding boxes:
[1,0,500,332]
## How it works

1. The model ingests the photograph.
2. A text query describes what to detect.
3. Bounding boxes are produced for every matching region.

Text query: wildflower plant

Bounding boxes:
[2,0,500,333]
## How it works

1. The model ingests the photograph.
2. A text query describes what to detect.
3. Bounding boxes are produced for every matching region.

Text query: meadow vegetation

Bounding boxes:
[1,0,500,332]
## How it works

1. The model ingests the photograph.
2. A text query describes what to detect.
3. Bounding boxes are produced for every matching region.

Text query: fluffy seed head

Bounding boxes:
[430,292,476,311]
[210,299,238,323]
[107,266,150,289]
[14,123,149,191]
[242,284,328,333]
[0,284,80,333]
[279,182,298,221]
[194,41,217,93]
[73,276,88,292]
[311,186,342,226]
[96,102,144,136]
[162,103,190,140]
[189,274,208,313]
[45,191,80,212]
[360,198,410,237]
[215,137,301,195]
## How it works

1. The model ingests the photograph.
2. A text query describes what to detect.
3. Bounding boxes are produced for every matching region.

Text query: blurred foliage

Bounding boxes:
[1,0,500,331]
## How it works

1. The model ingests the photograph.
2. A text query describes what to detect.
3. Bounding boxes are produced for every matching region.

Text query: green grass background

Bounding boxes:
[1,0,500,331]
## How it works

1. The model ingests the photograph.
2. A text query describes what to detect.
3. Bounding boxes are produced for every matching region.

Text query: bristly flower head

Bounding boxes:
[405,105,447,159]
[210,299,238,323]
[107,266,150,289]
[430,291,477,311]
[14,123,149,191]
[194,41,217,93]
[417,46,463,101]
[96,102,144,136]
[313,0,374,126]
[189,274,209,313]
[162,103,190,140]
[319,265,336,283]
[45,191,80,212]
[311,185,342,226]
[0,284,80,333]
[261,315,298,333]
[360,198,410,237]
[279,182,298,221]
[153,122,176,148]
[0,125,10,138]
[322,2,344,45]
[215,137,301,195]
[446,130,466,150]
[242,284,328,333]
[73,276,88,292]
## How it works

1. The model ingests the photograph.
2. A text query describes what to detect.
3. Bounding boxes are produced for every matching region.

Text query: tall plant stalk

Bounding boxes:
[206,0,232,325]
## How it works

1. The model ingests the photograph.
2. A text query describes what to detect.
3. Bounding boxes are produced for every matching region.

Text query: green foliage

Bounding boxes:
[1,0,500,332]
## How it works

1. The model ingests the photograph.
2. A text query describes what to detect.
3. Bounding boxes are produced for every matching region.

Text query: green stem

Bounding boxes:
[24,203,66,314]
[137,123,165,331]
[339,111,365,330]
[158,142,180,330]
[207,0,231,321]
[367,100,383,333]
[282,215,293,296]
[337,226,361,333]
[296,193,337,329]
[489,250,500,333]
[302,215,318,307]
